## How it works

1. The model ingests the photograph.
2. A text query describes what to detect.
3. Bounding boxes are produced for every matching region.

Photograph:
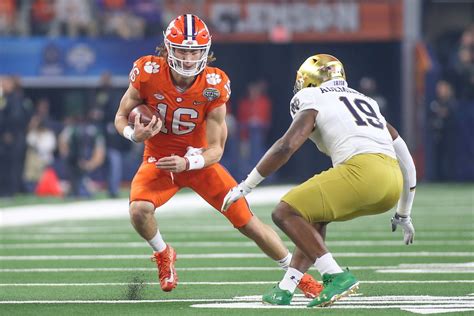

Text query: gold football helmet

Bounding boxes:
[293,54,346,94]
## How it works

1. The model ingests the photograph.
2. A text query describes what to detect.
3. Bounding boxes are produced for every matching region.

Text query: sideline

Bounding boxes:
[0,186,292,227]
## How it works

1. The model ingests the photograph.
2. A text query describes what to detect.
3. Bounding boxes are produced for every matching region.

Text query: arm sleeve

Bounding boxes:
[393,136,416,216]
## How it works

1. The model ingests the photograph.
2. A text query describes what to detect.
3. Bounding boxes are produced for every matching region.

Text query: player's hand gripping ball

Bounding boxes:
[128,104,161,127]
[128,104,163,142]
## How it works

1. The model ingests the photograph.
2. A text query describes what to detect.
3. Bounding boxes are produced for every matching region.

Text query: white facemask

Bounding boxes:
[165,40,211,77]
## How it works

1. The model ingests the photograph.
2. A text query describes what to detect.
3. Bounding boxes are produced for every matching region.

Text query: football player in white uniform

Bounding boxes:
[222,54,416,307]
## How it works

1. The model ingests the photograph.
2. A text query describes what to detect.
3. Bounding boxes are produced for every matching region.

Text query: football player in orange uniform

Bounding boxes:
[114,14,322,296]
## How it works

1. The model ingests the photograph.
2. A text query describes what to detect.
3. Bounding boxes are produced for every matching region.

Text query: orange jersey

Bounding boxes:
[129,55,231,158]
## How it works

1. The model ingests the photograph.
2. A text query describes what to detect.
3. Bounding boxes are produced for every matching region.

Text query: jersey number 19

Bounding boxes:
[339,96,384,129]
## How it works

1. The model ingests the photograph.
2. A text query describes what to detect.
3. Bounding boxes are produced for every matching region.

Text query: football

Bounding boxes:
[128,104,161,127]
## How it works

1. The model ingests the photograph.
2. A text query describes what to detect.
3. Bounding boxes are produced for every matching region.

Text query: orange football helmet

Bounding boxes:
[164,14,212,77]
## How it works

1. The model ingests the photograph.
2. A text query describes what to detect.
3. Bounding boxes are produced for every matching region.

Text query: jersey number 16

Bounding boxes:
[156,103,197,135]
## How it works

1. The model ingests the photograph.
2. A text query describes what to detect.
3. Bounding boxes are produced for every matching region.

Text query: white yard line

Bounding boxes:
[191,295,474,314]
[0,235,138,241]
[191,303,474,311]
[2,185,473,228]
[0,299,237,304]
[0,280,474,287]
[0,266,389,273]
[1,293,473,314]
[0,263,472,273]
[3,232,472,240]
[0,266,403,273]
[0,252,472,261]
[1,226,232,233]
[377,269,474,273]
[3,224,473,232]
[0,186,292,227]
[2,240,473,249]
[0,226,236,233]
[1,295,473,313]
[377,262,474,273]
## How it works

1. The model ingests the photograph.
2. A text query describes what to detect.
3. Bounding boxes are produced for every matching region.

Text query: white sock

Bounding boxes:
[314,253,343,276]
[276,252,292,270]
[147,231,167,253]
[278,267,303,293]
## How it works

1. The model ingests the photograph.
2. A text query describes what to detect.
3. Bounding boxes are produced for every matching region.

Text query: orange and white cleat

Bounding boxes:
[297,273,324,298]
[151,245,178,291]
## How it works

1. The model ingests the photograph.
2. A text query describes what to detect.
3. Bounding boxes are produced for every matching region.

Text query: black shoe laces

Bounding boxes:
[323,275,336,287]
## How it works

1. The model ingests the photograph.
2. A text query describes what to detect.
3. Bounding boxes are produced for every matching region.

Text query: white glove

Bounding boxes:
[391,213,415,245]
[221,182,252,212]
[185,146,203,157]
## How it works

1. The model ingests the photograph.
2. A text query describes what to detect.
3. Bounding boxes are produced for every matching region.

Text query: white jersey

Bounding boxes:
[290,79,396,166]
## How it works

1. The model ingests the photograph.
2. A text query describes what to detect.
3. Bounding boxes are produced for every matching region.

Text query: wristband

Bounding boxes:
[185,154,205,170]
[123,126,137,143]
[244,168,265,189]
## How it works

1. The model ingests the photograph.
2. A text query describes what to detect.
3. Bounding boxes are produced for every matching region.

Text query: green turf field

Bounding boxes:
[0,184,473,315]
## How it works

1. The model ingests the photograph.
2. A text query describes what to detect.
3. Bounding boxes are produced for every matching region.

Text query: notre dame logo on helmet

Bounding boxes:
[290,97,300,115]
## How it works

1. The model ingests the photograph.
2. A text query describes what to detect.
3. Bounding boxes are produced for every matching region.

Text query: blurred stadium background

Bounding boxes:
[0,0,473,199]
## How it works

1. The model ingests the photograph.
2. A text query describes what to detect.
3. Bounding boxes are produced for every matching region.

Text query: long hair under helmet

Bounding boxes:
[164,14,212,77]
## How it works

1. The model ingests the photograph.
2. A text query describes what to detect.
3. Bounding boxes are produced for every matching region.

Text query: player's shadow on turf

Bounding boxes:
[125,275,147,300]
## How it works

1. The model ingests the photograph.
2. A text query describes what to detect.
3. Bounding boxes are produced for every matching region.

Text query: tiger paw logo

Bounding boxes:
[144,61,160,74]
[206,73,221,85]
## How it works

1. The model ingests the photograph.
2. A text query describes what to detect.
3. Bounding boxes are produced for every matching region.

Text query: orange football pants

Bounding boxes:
[130,158,253,228]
